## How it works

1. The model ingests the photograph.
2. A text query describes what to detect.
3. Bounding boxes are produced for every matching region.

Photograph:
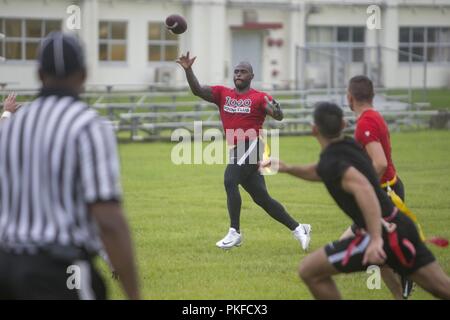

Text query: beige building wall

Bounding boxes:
[0,0,449,90]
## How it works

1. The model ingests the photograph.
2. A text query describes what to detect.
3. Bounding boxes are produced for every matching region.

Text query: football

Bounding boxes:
[165,14,187,35]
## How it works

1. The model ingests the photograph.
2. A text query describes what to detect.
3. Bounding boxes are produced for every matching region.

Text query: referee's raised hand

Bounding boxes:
[3,92,20,111]
[1,92,21,120]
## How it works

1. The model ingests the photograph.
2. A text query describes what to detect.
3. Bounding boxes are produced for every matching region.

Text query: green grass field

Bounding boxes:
[387,88,450,110]
[98,130,450,300]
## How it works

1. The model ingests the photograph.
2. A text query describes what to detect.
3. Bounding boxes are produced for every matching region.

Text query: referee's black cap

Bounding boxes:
[37,31,86,78]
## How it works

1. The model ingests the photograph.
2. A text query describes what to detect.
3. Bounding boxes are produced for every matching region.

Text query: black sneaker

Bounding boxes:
[401,276,414,299]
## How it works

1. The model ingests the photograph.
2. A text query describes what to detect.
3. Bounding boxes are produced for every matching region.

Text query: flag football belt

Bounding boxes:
[387,187,448,248]
[381,210,417,269]
[229,138,259,165]
[260,135,272,174]
[384,220,417,269]
[341,207,416,268]
[386,186,426,241]
[380,175,397,189]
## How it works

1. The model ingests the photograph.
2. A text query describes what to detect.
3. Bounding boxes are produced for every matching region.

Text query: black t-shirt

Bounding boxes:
[316,137,395,228]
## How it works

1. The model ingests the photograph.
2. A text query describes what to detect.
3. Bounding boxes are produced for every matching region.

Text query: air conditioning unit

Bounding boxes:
[154,66,176,86]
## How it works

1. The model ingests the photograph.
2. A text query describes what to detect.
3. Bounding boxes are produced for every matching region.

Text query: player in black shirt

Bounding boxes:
[260,102,450,299]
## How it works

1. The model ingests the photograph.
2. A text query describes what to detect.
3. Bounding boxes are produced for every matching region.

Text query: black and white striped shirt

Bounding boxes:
[0,88,122,254]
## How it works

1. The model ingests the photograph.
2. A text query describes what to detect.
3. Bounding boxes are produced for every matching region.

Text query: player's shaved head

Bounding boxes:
[233,61,254,91]
[234,61,253,74]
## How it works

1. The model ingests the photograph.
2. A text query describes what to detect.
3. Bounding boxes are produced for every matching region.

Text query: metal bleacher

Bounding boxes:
[93,94,321,141]
[86,89,442,141]
[1,88,444,141]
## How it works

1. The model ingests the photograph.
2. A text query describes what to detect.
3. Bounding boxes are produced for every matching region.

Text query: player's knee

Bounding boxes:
[252,194,269,207]
[428,287,448,300]
[431,279,450,299]
[298,258,315,283]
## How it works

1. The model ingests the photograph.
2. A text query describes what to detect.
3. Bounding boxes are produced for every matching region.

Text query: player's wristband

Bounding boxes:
[1,111,12,119]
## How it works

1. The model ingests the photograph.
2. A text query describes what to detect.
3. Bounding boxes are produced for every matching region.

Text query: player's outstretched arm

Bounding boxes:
[176,51,215,103]
[264,96,283,121]
[341,166,386,265]
[260,158,321,181]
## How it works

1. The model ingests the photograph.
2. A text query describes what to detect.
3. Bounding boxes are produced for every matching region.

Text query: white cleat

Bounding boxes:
[216,228,242,249]
[293,224,312,251]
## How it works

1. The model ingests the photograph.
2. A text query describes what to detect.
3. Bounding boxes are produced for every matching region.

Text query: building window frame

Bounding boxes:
[398,26,450,65]
[305,26,366,64]
[0,18,62,62]
[98,20,128,64]
[147,21,179,63]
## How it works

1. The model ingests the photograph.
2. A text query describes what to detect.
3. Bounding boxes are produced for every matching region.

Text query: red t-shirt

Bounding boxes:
[211,86,270,145]
[354,108,397,184]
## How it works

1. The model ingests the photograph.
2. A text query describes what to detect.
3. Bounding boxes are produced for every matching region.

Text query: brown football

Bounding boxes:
[165,14,187,35]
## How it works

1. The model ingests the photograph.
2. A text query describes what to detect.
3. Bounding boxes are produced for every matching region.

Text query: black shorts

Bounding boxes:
[386,177,405,202]
[350,177,405,234]
[0,246,106,299]
[229,138,264,165]
[326,213,435,276]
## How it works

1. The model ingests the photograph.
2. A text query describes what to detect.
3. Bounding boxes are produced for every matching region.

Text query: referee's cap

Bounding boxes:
[38,31,86,78]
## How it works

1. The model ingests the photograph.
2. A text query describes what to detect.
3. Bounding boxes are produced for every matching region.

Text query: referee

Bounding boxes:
[0,32,139,299]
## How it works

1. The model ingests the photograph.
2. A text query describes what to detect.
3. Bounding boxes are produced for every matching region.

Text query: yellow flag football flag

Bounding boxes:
[387,187,448,247]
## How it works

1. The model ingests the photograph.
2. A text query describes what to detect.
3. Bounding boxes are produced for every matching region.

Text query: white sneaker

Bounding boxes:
[293,224,312,251]
[216,228,242,249]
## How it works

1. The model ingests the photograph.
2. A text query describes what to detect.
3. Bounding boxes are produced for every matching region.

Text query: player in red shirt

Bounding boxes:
[259,102,450,300]
[176,52,311,250]
[351,76,404,200]
[342,75,411,299]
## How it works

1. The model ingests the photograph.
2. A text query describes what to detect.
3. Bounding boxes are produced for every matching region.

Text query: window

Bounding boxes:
[98,21,127,62]
[0,18,61,60]
[399,26,450,63]
[337,27,350,42]
[352,27,364,43]
[148,22,179,62]
[307,26,333,43]
[306,26,365,63]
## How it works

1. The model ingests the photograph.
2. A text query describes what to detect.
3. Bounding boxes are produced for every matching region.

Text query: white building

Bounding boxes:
[0,0,449,90]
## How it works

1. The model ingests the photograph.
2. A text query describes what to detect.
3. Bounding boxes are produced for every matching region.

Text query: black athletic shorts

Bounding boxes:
[229,138,264,165]
[387,177,405,201]
[350,177,405,234]
[0,246,106,299]
[326,212,435,276]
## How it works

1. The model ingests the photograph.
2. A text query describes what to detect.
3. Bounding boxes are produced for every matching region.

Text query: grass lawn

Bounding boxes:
[386,88,450,110]
[98,130,450,300]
